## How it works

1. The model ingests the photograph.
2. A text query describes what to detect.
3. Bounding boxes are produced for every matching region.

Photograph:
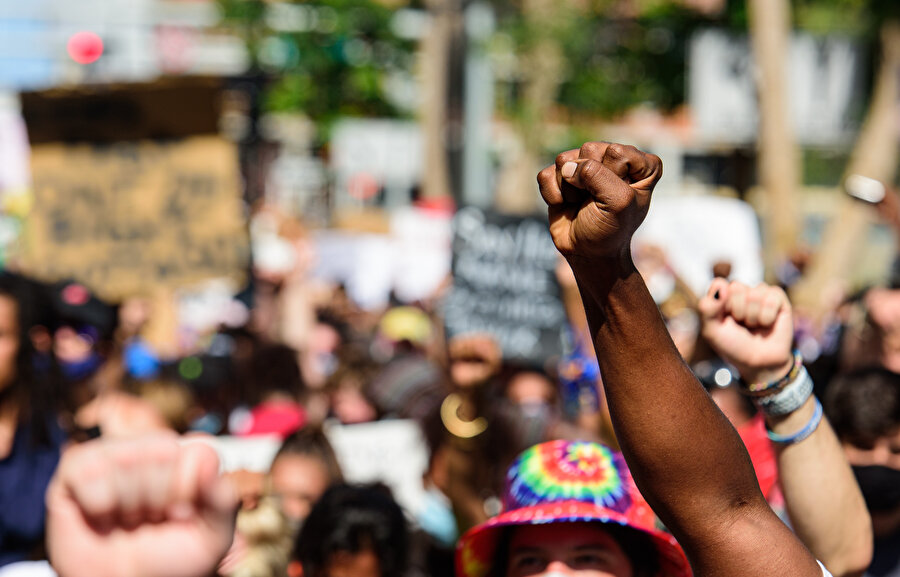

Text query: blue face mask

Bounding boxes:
[417,486,458,547]
[60,352,103,381]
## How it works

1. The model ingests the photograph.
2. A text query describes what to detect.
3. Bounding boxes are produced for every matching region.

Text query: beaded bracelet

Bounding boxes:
[739,349,803,398]
[755,365,814,416]
[766,397,823,445]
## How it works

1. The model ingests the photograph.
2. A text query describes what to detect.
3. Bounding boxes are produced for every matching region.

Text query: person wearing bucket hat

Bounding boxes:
[535,143,845,577]
[456,439,689,577]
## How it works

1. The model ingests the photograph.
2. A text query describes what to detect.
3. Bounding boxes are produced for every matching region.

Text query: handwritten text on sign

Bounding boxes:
[20,137,249,301]
[444,207,566,365]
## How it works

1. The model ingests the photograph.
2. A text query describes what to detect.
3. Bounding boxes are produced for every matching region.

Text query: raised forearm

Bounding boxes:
[571,257,765,538]
[768,398,873,577]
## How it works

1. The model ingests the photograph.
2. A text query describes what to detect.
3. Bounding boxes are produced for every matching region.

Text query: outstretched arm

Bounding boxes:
[537,142,821,577]
[699,279,872,577]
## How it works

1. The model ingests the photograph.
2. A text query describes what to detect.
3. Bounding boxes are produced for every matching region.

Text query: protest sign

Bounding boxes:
[324,419,429,514]
[19,137,249,301]
[443,206,566,366]
[634,195,764,297]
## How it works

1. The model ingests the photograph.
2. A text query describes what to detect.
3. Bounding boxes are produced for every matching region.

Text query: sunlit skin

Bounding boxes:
[0,295,19,459]
[0,295,19,394]
[269,454,332,522]
[322,548,381,577]
[506,523,634,577]
[506,372,555,406]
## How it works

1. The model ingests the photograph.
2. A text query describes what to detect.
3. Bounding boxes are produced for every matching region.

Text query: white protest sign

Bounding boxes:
[634,196,764,297]
[690,29,864,145]
[189,434,282,473]
[323,419,429,514]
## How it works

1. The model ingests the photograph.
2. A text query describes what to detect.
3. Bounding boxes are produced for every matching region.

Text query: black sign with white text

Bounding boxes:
[444,207,566,366]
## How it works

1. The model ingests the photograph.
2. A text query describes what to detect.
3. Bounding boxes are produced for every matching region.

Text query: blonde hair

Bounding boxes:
[228,497,294,577]
[135,379,195,433]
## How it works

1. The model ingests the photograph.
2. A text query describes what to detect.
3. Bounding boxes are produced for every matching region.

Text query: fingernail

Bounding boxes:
[713,290,720,300]
[561,162,577,179]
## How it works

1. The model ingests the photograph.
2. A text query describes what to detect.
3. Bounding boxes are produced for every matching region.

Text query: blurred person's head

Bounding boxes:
[247,343,306,406]
[48,281,117,384]
[372,306,433,361]
[133,378,196,434]
[455,440,688,577]
[0,273,60,445]
[270,428,344,526]
[504,368,556,407]
[825,368,900,536]
[324,351,380,425]
[293,483,408,577]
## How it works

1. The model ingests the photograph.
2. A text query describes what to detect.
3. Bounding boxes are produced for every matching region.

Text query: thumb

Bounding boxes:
[698,278,730,325]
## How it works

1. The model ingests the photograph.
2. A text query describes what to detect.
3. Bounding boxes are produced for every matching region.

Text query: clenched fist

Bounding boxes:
[537,142,662,261]
[699,279,794,384]
[46,435,238,577]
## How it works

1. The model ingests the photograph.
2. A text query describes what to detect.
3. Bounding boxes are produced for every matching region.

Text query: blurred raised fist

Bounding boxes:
[698,279,794,384]
[448,333,502,389]
[537,142,662,260]
[46,435,238,577]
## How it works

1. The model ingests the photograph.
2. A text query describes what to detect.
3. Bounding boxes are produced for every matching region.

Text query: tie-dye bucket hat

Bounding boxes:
[455,440,691,577]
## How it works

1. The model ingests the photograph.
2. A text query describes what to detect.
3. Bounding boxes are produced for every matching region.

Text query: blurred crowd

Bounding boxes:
[1,180,900,577]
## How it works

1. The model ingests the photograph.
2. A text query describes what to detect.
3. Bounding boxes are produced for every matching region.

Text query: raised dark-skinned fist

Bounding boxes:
[537,142,662,261]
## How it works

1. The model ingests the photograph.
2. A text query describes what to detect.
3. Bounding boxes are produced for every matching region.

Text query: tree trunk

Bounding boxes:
[494,0,564,214]
[747,0,801,269]
[791,23,900,318]
[419,0,457,200]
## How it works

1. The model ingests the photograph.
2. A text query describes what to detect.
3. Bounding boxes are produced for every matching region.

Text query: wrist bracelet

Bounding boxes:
[754,365,814,416]
[740,350,803,397]
[766,397,823,445]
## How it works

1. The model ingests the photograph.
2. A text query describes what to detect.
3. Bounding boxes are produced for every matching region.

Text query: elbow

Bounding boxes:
[824,522,873,577]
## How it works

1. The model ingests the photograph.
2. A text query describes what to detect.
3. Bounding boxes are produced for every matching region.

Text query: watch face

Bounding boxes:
[845,174,886,204]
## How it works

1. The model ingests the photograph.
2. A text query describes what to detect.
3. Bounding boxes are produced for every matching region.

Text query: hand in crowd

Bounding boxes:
[699,279,794,383]
[447,334,502,388]
[537,142,662,261]
[46,435,238,577]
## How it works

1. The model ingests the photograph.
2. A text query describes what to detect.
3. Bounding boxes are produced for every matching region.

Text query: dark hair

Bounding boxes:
[274,427,344,484]
[294,483,409,577]
[491,522,661,577]
[247,343,305,405]
[0,273,60,447]
[825,367,900,447]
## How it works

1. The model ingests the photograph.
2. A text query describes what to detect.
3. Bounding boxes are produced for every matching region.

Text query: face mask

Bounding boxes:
[518,401,550,420]
[60,352,103,381]
[417,487,458,547]
[852,465,900,513]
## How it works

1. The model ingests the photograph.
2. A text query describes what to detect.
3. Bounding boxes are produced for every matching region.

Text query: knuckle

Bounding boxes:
[579,142,605,159]
[606,143,638,162]
[537,165,554,186]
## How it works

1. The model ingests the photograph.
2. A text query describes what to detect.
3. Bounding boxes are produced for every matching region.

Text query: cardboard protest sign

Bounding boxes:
[19,137,249,301]
[443,206,566,366]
